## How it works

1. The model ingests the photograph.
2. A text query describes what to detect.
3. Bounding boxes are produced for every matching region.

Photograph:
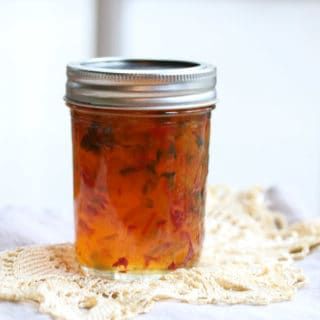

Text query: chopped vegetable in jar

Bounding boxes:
[71,106,211,272]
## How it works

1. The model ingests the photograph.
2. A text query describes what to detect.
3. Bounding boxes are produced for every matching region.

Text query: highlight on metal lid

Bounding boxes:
[65,57,217,110]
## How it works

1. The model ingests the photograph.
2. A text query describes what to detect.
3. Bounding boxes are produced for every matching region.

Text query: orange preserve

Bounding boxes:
[65,58,217,278]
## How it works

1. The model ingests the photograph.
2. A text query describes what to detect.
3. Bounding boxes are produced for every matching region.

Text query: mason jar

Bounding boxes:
[65,58,216,279]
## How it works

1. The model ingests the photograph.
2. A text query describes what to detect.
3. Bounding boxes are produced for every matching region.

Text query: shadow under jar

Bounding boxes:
[65,58,217,279]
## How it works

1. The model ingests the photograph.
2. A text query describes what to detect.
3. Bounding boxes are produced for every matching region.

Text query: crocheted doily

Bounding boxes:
[0,186,319,320]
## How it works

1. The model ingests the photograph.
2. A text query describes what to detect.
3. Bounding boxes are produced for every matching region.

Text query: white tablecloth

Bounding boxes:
[0,206,319,320]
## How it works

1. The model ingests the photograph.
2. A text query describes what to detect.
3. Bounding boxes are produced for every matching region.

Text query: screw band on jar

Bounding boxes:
[66,58,217,110]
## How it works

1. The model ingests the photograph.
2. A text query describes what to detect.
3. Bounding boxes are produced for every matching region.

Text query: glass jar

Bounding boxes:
[65,58,216,279]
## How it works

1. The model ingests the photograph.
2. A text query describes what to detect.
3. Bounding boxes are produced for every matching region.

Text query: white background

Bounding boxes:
[0,0,95,217]
[0,0,319,220]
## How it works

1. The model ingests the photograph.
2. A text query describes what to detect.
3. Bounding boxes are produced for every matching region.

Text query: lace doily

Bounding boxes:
[0,186,319,320]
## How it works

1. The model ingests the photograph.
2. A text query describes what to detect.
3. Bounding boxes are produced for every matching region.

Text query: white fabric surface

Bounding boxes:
[0,200,319,320]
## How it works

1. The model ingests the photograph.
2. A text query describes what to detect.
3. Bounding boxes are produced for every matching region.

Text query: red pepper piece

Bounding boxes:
[181,232,194,265]
[168,262,177,270]
[127,224,137,233]
[117,187,123,196]
[112,257,128,269]
[170,209,186,229]
[78,219,94,236]
[84,193,108,216]
[81,170,96,188]
[156,219,167,228]
[86,204,99,216]
[144,255,158,267]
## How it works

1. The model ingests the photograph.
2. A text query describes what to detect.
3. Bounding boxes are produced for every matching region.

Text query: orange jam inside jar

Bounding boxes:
[65,58,217,279]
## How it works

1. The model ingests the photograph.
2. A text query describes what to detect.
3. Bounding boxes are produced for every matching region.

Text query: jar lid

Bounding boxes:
[65,57,216,110]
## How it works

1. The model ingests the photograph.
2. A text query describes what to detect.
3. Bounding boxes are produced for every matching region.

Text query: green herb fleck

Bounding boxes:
[161,172,176,189]
[156,149,163,162]
[146,161,157,174]
[119,167,139,175]
[81,125,101,153]
[142,182,150,194]
[161,172,176,179]
[142,177,158,194]
[186,153,193,164]
[145,198,154,208]
[194,188,205,201]
[195,135,204,147]
[168,143,177,159]
[101,126,114,148]
[80,124,114,153]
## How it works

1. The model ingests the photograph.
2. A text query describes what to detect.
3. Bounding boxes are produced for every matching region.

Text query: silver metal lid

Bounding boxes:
[65,57,216,110]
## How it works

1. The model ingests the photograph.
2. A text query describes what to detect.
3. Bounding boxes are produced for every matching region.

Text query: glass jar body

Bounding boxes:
[69,104,212,278]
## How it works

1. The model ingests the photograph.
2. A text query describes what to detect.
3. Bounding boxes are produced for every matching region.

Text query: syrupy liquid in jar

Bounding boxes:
[70,105,211,274]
